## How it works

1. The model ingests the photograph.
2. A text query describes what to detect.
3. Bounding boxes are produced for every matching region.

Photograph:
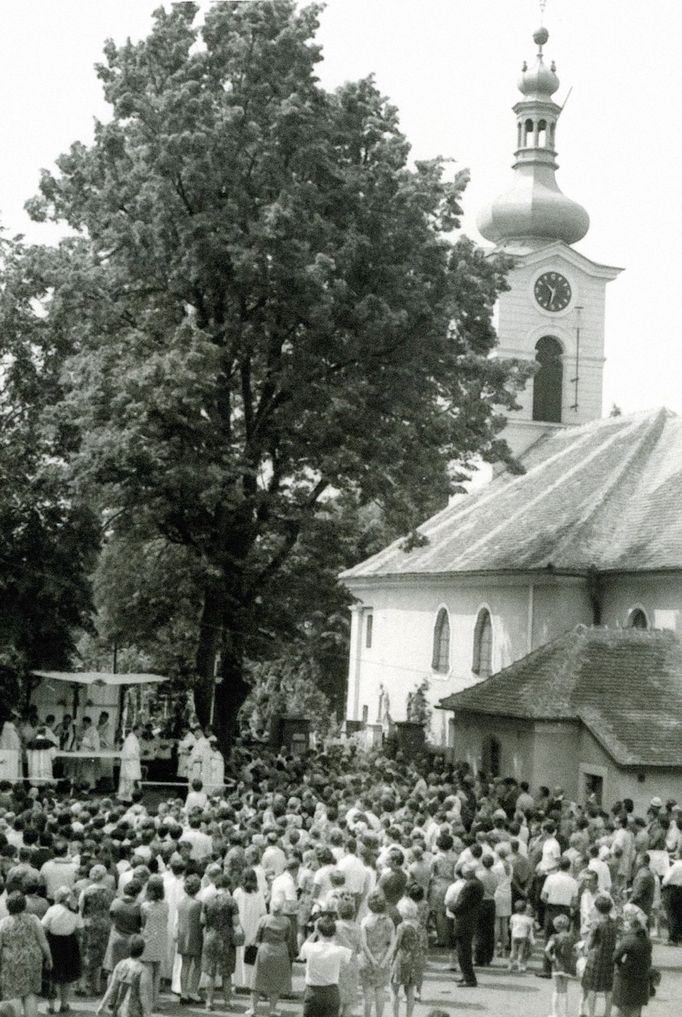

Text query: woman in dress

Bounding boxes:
[78,865,115,996]
[0,890,53,1017]
[233,868,267,990]
[103,879,142,975]
[428,834,456,947]
[612,908,652,1017]
[78,862,114,996]
[42,886,83,1014]
[176,874,203,1004]
[335,898,362,1017]
[140,874,169,1009]
[201,874,242,1011]
[493,842,513,957]
[389,899,424,1017]
[248,899,293,1017]
[359,890,396,1017]
[581,894,619,1017]
[96,934,153,1017]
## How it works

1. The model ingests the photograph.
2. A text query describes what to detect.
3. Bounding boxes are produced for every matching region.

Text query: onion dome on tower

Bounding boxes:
[477,26,589,250]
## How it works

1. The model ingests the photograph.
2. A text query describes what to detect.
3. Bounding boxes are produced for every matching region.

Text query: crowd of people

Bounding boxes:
[0,738,677,1017]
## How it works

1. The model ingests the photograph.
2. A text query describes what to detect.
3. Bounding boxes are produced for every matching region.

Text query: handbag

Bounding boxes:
[244,944,258,965]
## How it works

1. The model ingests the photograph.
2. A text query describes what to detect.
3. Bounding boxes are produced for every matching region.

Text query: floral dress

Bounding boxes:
[0,912,51,998]
[581,916,619,992]
[80,883,115,976]
[201,893,238,977]
[359,913,395,989]
[141,900,169,975]
[391,921,426,987]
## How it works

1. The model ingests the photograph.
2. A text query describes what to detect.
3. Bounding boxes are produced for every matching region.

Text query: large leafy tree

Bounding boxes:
[0,238,98,715]
[23,2,527,746]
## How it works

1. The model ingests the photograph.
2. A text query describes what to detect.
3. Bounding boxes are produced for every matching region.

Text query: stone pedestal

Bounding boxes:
[395,721,426,755]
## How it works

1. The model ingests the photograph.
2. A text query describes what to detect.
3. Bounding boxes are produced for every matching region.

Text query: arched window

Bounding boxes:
[533,336,563,423]
[472,608,493,678]
[432,608,450,673]
[537,119,547,146]
[626,608,648,629]
[524,118,534,145]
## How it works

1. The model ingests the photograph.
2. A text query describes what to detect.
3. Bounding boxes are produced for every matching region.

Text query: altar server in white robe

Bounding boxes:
[204,736,225,795]
[187,727,212,783]
[0,719,22,780]
[117,724,142,801]
[176,725,196,779]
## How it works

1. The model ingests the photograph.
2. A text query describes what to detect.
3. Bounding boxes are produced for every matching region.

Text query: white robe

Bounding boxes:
[188,736,212,783]
[117,733,142,801]
[0,723,21,781]
[204,749,224,795]
[27,745,57,785]
[79,726,101,787]
[177,731,196,778]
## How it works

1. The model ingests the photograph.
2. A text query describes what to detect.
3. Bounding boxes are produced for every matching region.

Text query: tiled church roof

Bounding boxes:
[341,408,682,580]
[439,625,682,767]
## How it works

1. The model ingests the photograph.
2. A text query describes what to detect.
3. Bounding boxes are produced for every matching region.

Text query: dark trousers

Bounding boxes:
[543,903,572,974]
[455,930,477,986]
[665,885,682,943]
[303,985,340,1017]
[474,899,496,966]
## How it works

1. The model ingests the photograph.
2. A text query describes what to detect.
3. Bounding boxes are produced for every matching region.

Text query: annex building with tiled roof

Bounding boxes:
[340,25,682,808]
[438,626,682,810]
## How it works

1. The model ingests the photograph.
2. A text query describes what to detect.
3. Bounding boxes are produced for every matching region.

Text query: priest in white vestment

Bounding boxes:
[117,725,142,801]
[27,728,58,785]
[79,716,101,788]
[0,720,22,781]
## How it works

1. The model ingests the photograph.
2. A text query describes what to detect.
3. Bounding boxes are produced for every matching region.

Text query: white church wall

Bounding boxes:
[600,574,682,633]
[346,576,593,744]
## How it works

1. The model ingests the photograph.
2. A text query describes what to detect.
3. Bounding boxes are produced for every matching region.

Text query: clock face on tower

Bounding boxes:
[534,271,572,312]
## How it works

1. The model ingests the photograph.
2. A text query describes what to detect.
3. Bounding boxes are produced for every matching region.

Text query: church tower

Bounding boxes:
[477,26,622,457]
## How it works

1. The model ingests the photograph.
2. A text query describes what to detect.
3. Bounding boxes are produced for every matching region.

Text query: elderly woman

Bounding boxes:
[612,907,652,1017]
[79,864,116,995]
[42,885,83,1014]
[96,934,153,1017]
[0,890,53,1017]
[249,899,293,1017]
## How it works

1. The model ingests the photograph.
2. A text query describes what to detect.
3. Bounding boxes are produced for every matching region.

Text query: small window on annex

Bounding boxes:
[533,336,563,423]
[626,608,648,630]
[431,608,450,674]
[472,608,493,678]
[365,613,374,648]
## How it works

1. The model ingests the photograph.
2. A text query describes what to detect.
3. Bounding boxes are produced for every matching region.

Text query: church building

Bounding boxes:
[340,25,682,807]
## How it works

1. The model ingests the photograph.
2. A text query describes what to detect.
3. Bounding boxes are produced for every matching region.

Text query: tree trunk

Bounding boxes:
[213,646,250,753]
[193,586,224,729]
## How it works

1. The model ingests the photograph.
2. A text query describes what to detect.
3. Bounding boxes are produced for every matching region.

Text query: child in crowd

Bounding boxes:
[508,899,535,971]
[544,914,576,1017]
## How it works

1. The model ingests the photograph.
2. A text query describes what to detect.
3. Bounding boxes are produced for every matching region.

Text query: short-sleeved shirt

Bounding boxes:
[301,940,352,986]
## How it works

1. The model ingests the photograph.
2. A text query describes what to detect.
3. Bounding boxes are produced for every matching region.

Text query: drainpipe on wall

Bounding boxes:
[527,583,534,654]
[587,565,602,625]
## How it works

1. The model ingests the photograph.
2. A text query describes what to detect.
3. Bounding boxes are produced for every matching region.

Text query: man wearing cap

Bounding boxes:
[451,863,484,988]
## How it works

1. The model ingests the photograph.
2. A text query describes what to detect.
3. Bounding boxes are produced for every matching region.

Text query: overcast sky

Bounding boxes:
[3,1,681,414]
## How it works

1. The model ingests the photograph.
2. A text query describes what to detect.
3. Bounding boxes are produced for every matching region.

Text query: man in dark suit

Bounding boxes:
[451,863,484,987]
